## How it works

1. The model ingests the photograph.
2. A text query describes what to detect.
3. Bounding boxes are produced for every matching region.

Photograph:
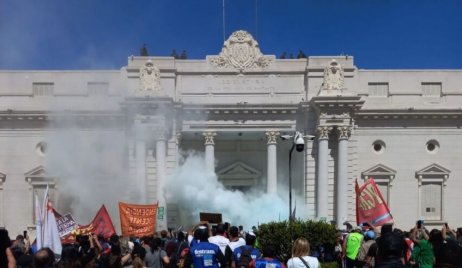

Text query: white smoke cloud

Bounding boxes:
[166,152,308,229]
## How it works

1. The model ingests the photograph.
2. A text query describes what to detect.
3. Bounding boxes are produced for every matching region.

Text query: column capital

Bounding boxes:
[337,126,351,140]
[316,126,332,140]
[265,131,280,144]
[203,131,217,145]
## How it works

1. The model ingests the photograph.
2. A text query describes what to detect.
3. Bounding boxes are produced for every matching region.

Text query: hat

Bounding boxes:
[365,230,376,239]
[247,231,256,237]
[354,226,362,231]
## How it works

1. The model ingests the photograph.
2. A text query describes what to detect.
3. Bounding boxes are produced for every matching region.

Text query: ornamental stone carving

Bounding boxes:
[265,131,280,144]
[316,126,332,140]
[203,131,217,145]
[139,60,162,94]
[337,126,351,140]
[209,30,272,71]
[320,59,345,95]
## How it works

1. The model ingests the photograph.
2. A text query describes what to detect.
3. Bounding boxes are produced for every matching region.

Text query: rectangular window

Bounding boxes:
[368,83,389,97]
[376,182,389,205]
[421,182,442,221]
[421,82,442,97]
[88,82,109,96]
[33,82,54,96]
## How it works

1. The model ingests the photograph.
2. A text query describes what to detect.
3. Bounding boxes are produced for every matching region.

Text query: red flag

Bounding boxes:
[62,205,116,244]
[355,178,393,226]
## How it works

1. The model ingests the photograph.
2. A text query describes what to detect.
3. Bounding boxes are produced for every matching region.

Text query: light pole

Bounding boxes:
[281,131,315,222]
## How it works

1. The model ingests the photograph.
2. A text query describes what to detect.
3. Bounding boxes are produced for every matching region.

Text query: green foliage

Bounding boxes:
[257,220,337,263]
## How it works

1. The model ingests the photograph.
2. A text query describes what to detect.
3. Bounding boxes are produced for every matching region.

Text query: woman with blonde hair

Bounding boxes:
[287,237,320,268]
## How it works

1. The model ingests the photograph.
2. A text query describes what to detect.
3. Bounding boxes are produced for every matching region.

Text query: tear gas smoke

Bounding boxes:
[166,153,308,229]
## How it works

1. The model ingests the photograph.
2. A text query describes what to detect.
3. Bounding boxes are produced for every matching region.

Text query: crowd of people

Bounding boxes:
[1,220,462,268]
[336,221,462,268]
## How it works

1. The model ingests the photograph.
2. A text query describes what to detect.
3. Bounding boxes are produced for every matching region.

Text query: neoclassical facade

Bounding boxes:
[1,30,461,235]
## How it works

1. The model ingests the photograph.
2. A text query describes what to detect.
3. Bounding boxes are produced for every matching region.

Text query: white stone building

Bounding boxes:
[1,30,461,235]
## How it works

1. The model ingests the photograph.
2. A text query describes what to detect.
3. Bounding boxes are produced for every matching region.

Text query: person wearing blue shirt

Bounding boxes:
[232,232,261,268]
[186,225,226,268]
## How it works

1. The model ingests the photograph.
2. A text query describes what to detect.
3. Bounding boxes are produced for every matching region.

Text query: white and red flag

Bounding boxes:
[42,186,62,254]
[34,192,43,250]
[355,178,393,226]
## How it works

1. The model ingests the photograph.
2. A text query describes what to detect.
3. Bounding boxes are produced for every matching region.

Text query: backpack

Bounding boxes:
[237,246,253,268]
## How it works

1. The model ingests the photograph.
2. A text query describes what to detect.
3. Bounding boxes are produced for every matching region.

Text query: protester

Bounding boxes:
[130,243,147,268]
[34,247,55,268]
[232,232,260,268]
[146,237,169,268]
[57,244,81,268]
[250,244,285,268]
[185,225,226,268]
[0,228,16,268]
[168,232,189,268]
[375,231,405,268]
[410,223,434,268]
[357,230,376,267]
[209,223,230,255]
[228,226,245,252]
[287,237,319,268]
[343,226,364,268]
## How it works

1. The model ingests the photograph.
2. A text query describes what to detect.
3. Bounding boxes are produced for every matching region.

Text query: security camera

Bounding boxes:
[294,132,305,152]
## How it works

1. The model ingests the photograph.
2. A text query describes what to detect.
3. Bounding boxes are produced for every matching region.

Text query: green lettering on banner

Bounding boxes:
[157,207,164,220]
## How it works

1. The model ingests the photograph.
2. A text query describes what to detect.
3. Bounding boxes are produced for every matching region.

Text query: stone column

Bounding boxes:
[317,126,331,220]
[0,176,4,227]
[336,126,350,228]
[136,141,147,203]
[156,131,168,231]
[265,131,280,194]
[203,131,217,173]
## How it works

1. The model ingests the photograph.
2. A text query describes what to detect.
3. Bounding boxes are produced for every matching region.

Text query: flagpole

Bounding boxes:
[222,0,226,42]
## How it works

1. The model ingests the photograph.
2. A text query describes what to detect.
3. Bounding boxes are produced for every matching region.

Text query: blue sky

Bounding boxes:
[0,0,461,70]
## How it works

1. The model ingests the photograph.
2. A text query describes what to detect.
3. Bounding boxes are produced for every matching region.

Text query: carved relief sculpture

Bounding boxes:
[321,59,345,94]
[203,131,217,145]
[139,59,162,94]
[316,126,332,140]
[210,30,272,71]
[265,131,280,144]
[337,126,351,140]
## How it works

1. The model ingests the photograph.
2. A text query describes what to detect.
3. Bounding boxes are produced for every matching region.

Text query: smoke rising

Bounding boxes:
[166,152,308,229]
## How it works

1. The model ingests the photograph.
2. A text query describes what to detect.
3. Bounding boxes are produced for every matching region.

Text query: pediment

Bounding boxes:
[416,163,451,177]
[24,166,56,179]
[362,164,396,177]
[217,161,261,180]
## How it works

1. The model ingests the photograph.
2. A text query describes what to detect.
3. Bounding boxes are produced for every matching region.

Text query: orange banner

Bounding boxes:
[119,202,158,237]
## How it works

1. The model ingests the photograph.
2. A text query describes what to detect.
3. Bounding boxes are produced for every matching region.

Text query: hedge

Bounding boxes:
[257,219,337,263]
